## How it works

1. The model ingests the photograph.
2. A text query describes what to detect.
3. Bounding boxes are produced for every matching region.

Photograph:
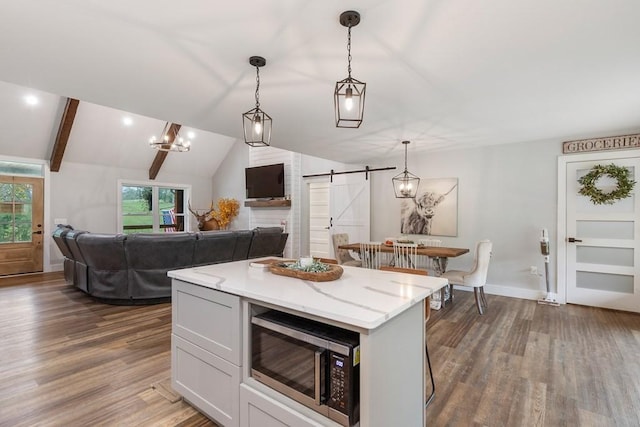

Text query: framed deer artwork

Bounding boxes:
[400,178,458,236]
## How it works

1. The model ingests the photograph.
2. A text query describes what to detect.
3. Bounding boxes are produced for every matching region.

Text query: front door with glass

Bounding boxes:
[0,175,44,275]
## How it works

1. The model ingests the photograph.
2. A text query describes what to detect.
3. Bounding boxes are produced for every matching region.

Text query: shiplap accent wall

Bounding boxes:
[248,147,301,258]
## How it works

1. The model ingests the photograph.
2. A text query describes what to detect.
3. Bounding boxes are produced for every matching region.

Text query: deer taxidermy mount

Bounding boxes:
[188,201,219,231]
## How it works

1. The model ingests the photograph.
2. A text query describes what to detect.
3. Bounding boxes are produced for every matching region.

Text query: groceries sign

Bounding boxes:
[563,133,640,154]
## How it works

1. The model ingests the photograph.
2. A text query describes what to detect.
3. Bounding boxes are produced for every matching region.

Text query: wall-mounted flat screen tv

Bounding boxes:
[245,163,285,199]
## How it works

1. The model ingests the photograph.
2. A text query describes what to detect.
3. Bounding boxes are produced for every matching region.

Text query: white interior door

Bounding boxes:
[566,157,640,312]
[330,174,370,246]
[308,182,331,259]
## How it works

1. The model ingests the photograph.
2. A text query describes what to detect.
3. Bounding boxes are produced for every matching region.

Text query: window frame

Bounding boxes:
[117,179,192,233]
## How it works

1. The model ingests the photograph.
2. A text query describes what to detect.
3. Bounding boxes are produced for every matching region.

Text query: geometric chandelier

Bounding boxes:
[242,56,272,147]
[392,141,420,198]
[149,122,191,152]
[334,10,366,128]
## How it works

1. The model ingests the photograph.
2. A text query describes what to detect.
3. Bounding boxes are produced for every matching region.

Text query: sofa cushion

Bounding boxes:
[248,229,288,259]
[64,230,89,291]
[125,233,197,300]
[253,226,284,234]
[193,231,237,266]
[52,226,74,285]
[232,230,253,260]
[76,233,128,300]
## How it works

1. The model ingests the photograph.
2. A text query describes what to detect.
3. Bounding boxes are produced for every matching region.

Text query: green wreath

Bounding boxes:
[578,163,636,205]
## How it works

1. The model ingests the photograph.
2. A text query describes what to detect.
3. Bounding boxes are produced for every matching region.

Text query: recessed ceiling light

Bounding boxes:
[187,131,195,139]
[122,116,133,126]
[24,95,39,106]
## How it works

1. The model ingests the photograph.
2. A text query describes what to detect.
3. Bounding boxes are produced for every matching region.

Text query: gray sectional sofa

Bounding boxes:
[52,225,288,304]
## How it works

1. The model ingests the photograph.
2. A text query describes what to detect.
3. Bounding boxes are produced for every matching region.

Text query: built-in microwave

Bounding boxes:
[251,309,360,427]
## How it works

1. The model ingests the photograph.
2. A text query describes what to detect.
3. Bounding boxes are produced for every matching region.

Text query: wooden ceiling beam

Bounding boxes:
[50,98,79,172]
[149,123,181,180]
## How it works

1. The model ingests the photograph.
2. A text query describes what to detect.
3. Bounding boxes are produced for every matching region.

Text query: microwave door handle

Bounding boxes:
[315,349,323,406]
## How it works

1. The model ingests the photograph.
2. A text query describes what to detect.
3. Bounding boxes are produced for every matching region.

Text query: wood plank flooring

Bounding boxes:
[0,273,215,427]
[1,273,639,426]
[426,290,640,426]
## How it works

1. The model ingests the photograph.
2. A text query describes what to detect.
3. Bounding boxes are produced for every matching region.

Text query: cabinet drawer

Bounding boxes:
[172,335,240,427]
[172,279,241,365]
[239,384,329,427]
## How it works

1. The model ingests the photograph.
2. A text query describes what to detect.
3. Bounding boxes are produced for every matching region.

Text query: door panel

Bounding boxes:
[566,158,640,312]
[330,174,370,245]
[308,175,371,260]
[0,175,43,275]
[308,182,330,259]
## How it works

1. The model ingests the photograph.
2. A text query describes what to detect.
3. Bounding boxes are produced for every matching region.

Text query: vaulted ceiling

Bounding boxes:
[1,0,640,170]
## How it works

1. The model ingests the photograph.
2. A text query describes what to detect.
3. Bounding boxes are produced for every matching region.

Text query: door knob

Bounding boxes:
[32,230,42,235]
[568,237,582,243]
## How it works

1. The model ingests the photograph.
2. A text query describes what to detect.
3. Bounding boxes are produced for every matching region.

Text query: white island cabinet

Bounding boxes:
[169,259,448,427]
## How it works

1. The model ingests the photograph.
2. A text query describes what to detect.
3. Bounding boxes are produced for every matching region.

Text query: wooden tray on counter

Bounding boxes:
[268,262,343,282]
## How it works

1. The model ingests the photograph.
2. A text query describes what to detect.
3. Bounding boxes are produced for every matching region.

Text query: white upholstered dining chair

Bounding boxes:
[440,240,492,314]
[331,233,362,267]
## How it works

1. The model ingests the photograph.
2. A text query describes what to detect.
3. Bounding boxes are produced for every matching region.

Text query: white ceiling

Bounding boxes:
[1,0,640,168]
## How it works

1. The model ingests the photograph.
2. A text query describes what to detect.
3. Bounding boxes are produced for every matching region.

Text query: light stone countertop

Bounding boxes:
[168,258,448,331]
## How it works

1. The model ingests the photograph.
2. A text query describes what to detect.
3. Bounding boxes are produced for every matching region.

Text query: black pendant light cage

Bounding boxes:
[243,56,272,147]
[334,11,366,128]
[392,141,420,198]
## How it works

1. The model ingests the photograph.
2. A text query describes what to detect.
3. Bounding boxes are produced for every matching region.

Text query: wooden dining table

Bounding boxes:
[338,243,470,307]
[338,243,469,275]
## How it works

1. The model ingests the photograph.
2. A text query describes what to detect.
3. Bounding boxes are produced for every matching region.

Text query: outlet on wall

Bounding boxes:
[530,266,538,275]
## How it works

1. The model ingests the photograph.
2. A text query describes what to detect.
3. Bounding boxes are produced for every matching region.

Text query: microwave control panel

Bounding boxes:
[328,353,350,414]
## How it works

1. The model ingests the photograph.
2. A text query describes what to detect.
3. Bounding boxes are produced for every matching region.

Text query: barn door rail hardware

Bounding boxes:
[302,166,396,182]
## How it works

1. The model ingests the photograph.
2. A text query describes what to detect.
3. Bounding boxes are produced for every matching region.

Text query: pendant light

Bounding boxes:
[149,122,191,152]
[242,56,272,147]
[392,141,420,198]
[334,10,366,128]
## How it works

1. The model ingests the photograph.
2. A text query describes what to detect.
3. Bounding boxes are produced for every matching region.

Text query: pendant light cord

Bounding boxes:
[255,66,261,109]
[404,142,409,173]
[347,24,352,78]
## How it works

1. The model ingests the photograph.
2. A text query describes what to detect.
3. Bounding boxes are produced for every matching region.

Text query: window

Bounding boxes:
[119,181,190,234]
[0,180,34,243]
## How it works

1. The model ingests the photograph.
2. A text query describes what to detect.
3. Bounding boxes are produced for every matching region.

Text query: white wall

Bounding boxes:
[371,138,561,299]
[210,141,251,230]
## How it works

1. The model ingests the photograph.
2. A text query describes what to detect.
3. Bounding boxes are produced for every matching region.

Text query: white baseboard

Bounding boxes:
[49,263,64,272]
[452,283,560,303]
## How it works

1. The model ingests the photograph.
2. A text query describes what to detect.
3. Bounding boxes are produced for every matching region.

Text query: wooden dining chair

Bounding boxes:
[379,266,435,408]
[359,242,383,269]
[392,242,418,269]
[315,257,338,264]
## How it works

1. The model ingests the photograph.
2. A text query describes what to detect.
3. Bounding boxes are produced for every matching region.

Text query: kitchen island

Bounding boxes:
[169,259,448,427]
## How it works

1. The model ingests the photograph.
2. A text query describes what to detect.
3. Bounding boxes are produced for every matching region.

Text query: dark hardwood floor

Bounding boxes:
[1,273,639,426]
